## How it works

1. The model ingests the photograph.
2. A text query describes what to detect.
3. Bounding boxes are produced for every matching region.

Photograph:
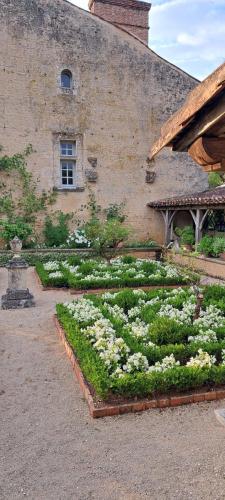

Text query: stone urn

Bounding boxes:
[9,236,23,255]
[1,237,35,309]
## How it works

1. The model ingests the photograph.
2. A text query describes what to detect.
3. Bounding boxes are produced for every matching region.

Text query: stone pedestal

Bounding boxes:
[1,237,35,310]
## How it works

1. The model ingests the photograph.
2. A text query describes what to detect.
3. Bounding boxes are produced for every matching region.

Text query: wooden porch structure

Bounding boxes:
[149,62,225,173]
[158,207,209,247]
[148,185,225,247]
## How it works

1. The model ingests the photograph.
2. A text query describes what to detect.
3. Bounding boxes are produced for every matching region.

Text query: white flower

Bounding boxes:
[148,354,180,373]
[128,306,141,319]
[44,261,59,271]
[186,349,216,368]
[65,298,102,323]
[48,271,63,278]
[123,353,149,373]
[126,319,151,341]
[103,303,128,323]
[193,305,225,330]
[188,329,217,343]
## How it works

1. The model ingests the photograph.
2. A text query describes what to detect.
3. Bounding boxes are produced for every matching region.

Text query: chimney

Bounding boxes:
[89,0,151,45]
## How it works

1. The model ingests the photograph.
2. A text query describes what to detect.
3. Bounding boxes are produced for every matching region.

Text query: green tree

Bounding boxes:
[85,217,130,264]
[208,172,224,188]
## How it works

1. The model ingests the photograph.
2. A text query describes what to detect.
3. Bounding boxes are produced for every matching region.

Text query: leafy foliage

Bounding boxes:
[198,235,225,257]
[85,218,130,263]
[43,211,73,248]
[0,217,32,245]
[211,237,225,257]
[0,145,56,244]
[56,304,111,398]
[36,257,198,290]
[198,235,213,256]
[104,202,126,222]
[208,172,224,188]
[56,286,225,399]
[175,225,195,246]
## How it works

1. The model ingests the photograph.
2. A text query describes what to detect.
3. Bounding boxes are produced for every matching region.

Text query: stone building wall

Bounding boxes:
[0,0,208,244]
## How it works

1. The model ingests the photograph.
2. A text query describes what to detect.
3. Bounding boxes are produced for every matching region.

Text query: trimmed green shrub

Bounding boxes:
[198,235,214,256]
[175,226,195,246]
[148,317,192,345]
[44,212,72,247]
[56,305,111,398]
[56,286,225,400]
[211,237,225,258]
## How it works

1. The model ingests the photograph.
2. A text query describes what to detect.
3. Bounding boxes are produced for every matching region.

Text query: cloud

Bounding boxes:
[150,0,225,79]
[177,33,204,46]
[67,0,224,80]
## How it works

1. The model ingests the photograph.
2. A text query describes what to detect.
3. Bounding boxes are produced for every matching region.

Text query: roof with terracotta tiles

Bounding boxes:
[148,184,225,209]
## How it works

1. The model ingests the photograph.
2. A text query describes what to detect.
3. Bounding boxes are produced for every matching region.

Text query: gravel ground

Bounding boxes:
[1,267,225,500]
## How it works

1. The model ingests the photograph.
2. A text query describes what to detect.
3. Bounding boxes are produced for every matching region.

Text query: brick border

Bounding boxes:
[54,315,225,418]
[34,269,70,292]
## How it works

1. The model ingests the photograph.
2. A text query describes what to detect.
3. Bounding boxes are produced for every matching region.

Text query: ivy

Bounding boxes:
[0,145,57,242]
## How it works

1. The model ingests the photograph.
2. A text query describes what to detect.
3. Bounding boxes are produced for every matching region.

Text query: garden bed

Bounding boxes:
[56,286,225,416]
[36,256,198,291]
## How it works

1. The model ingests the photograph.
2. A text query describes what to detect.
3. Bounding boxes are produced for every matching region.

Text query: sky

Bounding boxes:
[67,0,225,81]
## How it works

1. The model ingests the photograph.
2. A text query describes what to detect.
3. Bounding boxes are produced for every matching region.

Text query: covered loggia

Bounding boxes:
[148,185,225,247]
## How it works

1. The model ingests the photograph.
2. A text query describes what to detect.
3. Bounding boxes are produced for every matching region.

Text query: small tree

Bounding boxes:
[85,217,130,264]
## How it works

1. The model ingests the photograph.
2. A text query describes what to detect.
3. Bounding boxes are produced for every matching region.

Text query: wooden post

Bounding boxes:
[160,209,177,246]
[160,210,170,245]
[170,217,174,241]
[195,208,201,248]
[190,208,201,249]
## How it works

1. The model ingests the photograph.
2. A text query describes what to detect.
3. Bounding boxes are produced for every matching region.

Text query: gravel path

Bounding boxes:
[1,268,225,500]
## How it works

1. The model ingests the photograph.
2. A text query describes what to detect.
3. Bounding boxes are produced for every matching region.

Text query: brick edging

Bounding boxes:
[34,269,69,291]
[54,315,225,418]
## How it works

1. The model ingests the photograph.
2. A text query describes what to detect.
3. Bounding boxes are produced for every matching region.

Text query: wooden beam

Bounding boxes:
[173,92,225,152]
[188,136,225,166]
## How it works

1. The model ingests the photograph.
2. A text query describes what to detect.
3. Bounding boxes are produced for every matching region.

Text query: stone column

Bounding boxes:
[1,237,35,309]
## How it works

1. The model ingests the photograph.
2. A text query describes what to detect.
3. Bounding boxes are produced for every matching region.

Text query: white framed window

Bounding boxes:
[60,142,76,157]
[60,141,76,187]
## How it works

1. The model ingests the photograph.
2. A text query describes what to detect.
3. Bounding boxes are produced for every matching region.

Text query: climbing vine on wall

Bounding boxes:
[0,145,57,244]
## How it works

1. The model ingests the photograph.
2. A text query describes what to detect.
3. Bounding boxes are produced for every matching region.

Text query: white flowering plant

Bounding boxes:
[66,228,91,249]
[37,256,199,290]
[56,285,225,400]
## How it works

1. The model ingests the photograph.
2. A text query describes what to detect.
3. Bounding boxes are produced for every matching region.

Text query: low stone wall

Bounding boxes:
[169,252,225,280]
[0,246,162,266]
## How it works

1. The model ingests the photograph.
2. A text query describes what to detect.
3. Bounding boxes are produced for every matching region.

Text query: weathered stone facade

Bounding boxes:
[0,0,208,244]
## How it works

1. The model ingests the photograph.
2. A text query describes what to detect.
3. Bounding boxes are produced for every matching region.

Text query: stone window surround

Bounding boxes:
[61,69,73,90]
[57,66,77,96]
[53,133,85,192]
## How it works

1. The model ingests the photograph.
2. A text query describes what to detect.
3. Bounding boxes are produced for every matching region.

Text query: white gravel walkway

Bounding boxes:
[1,267,225,500]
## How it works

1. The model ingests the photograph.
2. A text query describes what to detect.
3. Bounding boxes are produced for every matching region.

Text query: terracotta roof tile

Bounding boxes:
[148,184,225,208]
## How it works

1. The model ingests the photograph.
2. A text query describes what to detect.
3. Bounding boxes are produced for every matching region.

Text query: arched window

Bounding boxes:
[61,69,72,89]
